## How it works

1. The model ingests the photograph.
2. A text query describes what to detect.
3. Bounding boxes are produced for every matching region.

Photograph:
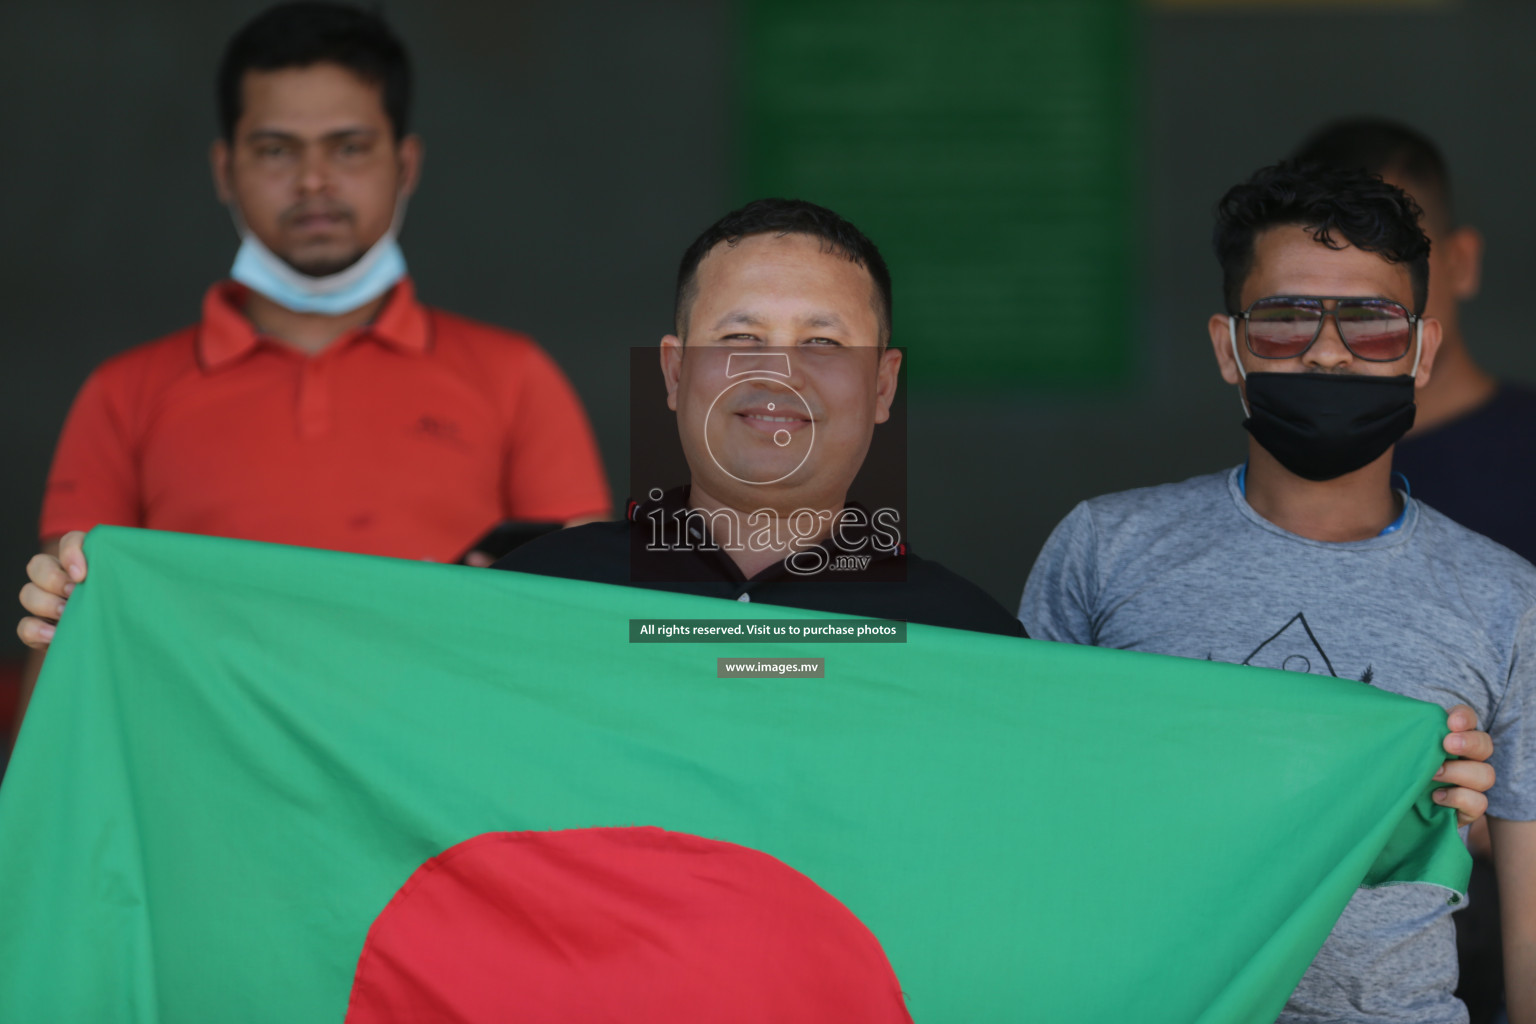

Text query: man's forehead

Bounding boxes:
[710,309,849,331]
[696,231,856,274]
[237,63,389,133]
[1248,225,1412,288]
[691,235,879,319]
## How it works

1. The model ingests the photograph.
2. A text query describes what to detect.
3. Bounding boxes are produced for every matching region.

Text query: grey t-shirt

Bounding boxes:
[1020,467,1536,1024]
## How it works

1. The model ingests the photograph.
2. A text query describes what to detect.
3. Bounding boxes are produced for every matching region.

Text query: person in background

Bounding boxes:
[1294,118,1536,566]
[11,2,609,738]
[1020,161,1531,1024]
[1295,117,1536,1024]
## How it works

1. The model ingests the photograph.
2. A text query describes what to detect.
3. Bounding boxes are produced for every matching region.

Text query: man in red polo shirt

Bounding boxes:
[12,3,609,729]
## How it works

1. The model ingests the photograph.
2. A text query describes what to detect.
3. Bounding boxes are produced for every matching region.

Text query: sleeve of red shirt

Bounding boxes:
[501,345,612,522]
[39,364,144,542]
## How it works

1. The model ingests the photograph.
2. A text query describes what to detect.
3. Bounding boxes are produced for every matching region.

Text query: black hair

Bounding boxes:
[675,199,894,344]
[1214,160,1431,315]
[1293,117,1453,223]
[217,2,412,142]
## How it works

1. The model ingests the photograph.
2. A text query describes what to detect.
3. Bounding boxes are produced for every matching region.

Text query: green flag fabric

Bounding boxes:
[0,527,1467,1022]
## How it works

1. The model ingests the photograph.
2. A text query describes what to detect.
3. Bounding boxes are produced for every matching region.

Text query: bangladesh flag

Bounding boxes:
[0,527,1467,1022]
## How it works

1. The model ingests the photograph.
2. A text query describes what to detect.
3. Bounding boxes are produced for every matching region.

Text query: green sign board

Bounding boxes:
[740,0,1136,387]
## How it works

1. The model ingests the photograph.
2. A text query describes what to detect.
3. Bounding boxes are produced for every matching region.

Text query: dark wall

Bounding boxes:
[4,1,1534,657]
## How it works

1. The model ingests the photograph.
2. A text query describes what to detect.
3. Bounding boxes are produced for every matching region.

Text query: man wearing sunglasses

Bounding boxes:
[1020,161,1536,1023]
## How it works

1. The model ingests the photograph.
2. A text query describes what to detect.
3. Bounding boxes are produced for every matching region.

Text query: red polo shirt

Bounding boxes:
[41,280,611,561]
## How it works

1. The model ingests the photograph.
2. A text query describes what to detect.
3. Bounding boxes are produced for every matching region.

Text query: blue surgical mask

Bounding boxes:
[229,206,408,315]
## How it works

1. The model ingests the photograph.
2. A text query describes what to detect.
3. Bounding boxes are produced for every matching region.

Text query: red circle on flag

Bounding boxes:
[345,826,912,1023]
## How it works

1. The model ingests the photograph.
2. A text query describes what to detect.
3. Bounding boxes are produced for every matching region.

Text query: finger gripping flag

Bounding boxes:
[0,527,1468,1022]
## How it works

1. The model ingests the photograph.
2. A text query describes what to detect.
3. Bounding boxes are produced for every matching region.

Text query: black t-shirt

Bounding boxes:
[1394,384,1536,566]
[493,488,1027,638]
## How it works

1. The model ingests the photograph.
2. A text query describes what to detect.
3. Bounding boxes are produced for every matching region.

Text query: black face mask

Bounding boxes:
[1242,373,1416,482]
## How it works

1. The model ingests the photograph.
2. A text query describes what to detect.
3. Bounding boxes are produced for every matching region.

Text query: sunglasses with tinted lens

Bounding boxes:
[1236,296,1419,362]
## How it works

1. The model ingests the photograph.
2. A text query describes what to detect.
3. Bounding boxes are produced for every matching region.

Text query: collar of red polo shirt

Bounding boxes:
[197,278,432,368]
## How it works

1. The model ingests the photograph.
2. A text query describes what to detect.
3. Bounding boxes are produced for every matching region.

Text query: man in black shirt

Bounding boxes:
[495,200,1024,638]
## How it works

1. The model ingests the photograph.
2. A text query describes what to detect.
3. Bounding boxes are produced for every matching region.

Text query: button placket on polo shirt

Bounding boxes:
[295,331,369,439]
[296,350,334,439]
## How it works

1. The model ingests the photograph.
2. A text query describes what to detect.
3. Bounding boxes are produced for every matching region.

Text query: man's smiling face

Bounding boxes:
[661,232,901,513]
